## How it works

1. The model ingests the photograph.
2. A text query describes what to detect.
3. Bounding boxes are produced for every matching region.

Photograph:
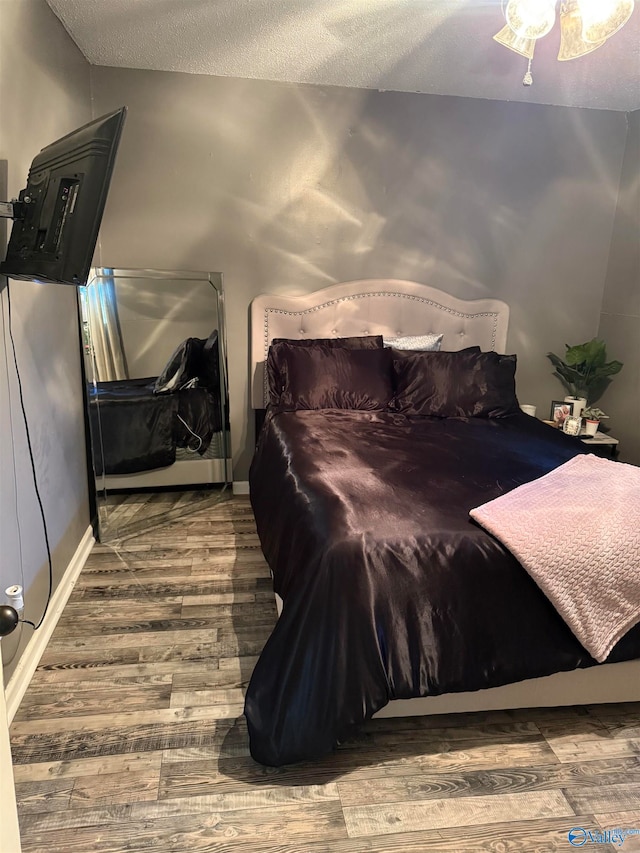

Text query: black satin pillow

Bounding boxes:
[394,349,519,418]
[154,337,201,394]
[272,335,383,349]
[154,330,219,394]
[197,329,220,391]
[267,335,383,405]
[390,344,481,362]
[277,345,394,411]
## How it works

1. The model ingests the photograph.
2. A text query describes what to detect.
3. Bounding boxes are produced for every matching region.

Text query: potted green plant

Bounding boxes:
[581,406,608,437]
[547,339,623,407]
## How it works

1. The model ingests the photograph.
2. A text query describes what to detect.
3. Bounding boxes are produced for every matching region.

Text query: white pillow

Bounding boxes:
[383,333,443,351]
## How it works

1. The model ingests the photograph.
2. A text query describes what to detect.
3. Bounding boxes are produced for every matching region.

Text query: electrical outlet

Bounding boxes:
[5,585,24,615]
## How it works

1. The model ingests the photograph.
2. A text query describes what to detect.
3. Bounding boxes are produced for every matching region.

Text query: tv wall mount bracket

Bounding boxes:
[0,199,27,220]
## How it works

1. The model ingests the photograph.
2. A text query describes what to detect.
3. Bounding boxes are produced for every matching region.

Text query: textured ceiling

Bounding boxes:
[47,0,640,111]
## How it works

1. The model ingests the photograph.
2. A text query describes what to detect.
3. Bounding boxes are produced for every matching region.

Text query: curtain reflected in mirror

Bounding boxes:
[80,269,231,542]
[85,276,128,381]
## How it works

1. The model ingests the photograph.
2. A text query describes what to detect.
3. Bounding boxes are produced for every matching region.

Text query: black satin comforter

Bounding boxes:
[89,379,221,475]
[246,409,640,766]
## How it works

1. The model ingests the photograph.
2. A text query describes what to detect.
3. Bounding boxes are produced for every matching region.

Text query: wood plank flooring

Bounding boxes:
[10,494,640,852]
[98,487,230,542]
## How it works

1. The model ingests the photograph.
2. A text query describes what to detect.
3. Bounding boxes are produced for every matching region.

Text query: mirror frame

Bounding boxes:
[80,268,230,541]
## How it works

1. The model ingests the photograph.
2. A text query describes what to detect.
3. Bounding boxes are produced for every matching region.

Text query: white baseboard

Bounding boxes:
[103,458,231,491]
[232,481,250,495]
[5,524,95,724]
[0,665,21,852]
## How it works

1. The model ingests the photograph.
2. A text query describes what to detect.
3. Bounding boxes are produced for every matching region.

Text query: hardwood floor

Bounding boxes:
[98,487,230,542]
[10,494,640,852]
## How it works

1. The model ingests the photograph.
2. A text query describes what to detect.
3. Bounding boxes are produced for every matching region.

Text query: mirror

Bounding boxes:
[80,269,231,541]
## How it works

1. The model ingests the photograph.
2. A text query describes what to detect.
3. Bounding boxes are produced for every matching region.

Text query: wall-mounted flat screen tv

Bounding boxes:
[0,107,127,286]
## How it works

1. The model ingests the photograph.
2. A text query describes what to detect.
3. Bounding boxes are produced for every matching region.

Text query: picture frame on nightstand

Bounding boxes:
[550,400,572,427]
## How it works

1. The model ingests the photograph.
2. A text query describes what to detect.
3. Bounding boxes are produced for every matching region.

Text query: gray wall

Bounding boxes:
[92,67,629,478]
[598,110,640,465]
[111,276,222,379]
[0,0,92,682]
[0,5,635,690]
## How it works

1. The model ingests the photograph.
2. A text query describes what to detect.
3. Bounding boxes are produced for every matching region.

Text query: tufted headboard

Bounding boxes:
[250,279,509,409]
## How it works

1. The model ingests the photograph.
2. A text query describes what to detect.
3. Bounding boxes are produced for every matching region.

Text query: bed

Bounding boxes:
[88,330,229,489]
[245,279,640,767]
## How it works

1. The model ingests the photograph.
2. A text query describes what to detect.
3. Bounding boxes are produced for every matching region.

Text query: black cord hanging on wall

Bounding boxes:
[1,283,54,638]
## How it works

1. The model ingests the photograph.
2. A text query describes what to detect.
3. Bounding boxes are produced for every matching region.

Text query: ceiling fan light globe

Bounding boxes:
[578,0,635,43]
[505,0,557,39]
[558,2,607,59]
[493,24,536,58]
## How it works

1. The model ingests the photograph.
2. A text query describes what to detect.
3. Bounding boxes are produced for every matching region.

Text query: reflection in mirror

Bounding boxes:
[80,269,231,541]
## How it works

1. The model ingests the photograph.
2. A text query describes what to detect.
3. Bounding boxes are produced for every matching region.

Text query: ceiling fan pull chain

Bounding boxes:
[523,57,534,86]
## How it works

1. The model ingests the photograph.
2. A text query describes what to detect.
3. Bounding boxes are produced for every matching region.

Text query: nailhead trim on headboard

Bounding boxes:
[260,291,500,408]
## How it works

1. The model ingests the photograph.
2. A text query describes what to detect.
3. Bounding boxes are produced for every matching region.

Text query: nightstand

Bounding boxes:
[580,431,619,459]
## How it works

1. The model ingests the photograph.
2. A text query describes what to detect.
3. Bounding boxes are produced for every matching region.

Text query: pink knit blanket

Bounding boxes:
[470,454,640,662]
